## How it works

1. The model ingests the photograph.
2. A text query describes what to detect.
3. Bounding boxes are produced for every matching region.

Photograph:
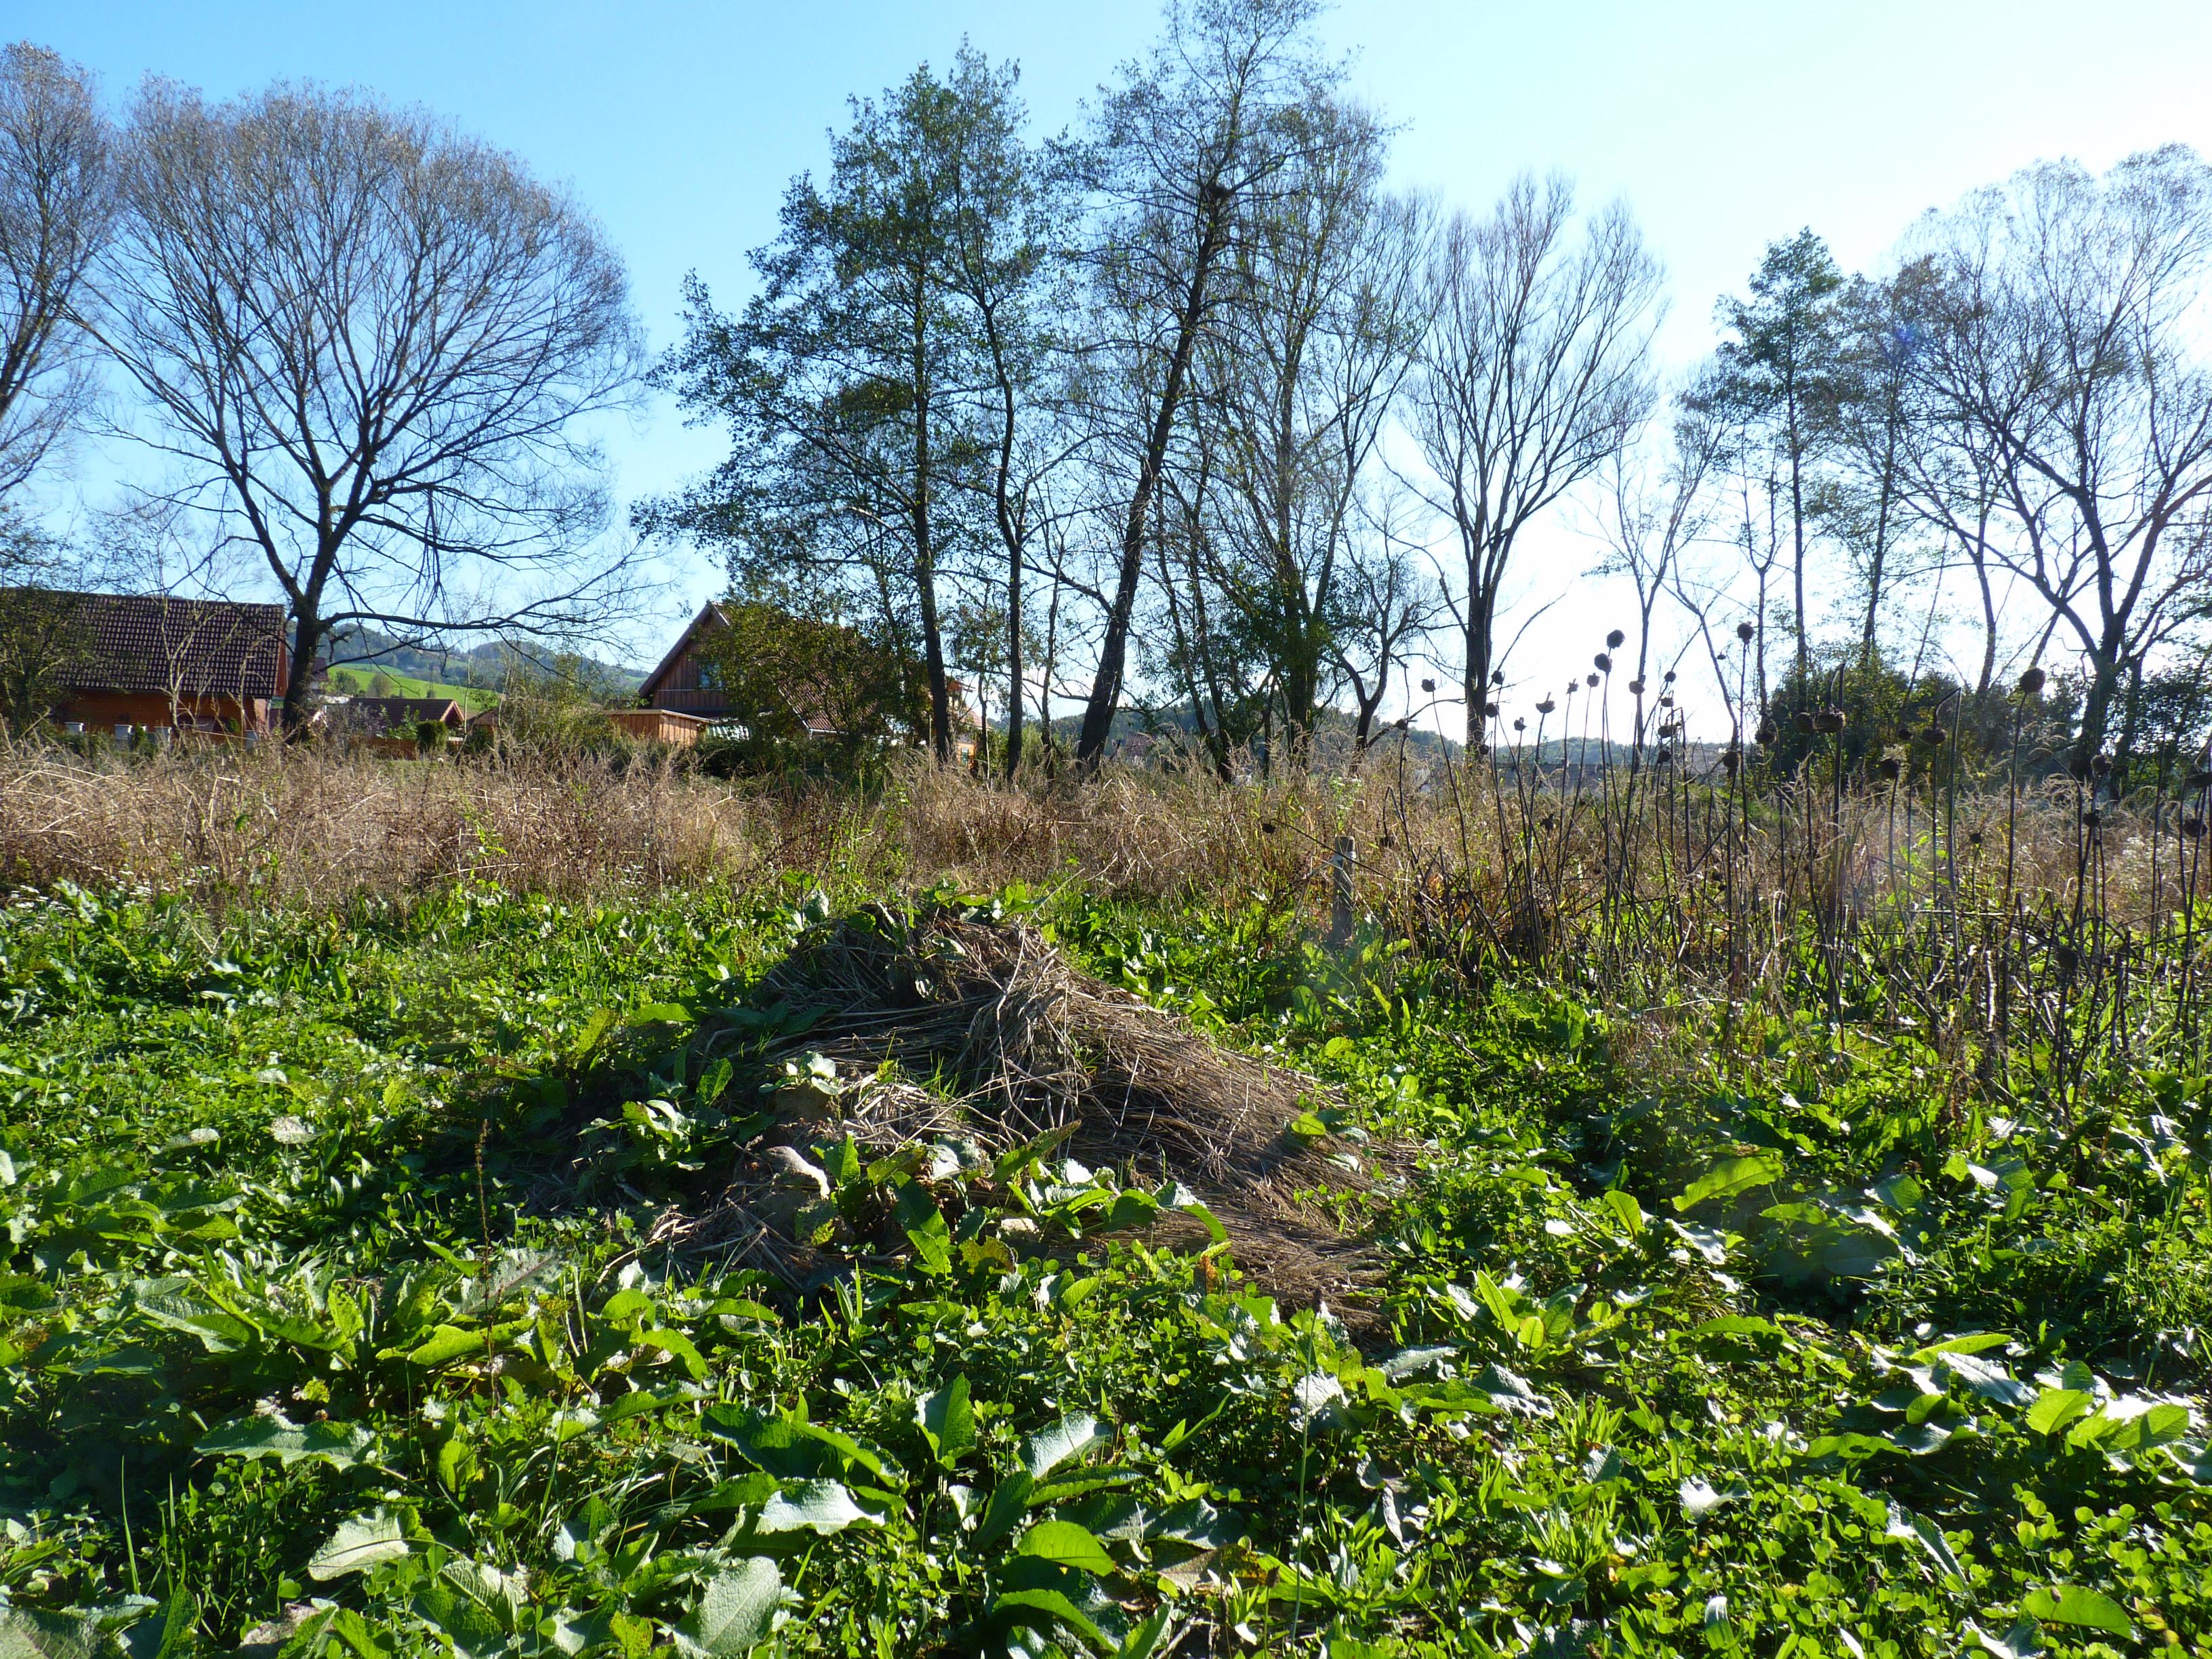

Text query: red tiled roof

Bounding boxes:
[40,591,289,699]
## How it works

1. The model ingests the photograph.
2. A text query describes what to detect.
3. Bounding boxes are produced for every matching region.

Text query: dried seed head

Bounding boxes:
[1792,710,1816,735]
[1585,672,1601,688]
[2186,768,2211,792]
[1594,652,1612,673]
[1757,718,1779,745]
[1921,725,1948,746]
[1737,621,1756,642]
[1722,747,1742,773]
[1663,669,1677,684]
[1968,831,1984,847]
[2017,665,2046,697]
[2092,753,2113,777]
[1606,628,1626,649]
[1656,745,1673,764]
[2184,815,2206,839]
[1814,709,1845,735]
[1484,701,1499,716]
[1658,694,1675,708]
[1492,668,1507,686]
[1627,678,1645,695]
[1897,723,1917,744]
[1878,756,1901,781]
[1514,716,1527,731]
[1538,699,1555,715]
[1420,677,1437,694]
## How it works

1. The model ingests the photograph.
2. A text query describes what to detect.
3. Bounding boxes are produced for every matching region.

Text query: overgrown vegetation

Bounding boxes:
[3,734,2211,1656]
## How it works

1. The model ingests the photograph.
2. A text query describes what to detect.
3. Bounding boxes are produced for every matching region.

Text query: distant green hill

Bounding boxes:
[323,624,642,697]
[325,664,499,714]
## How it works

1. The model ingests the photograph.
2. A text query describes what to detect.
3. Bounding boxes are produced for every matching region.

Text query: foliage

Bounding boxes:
[1,871,2209,1655]
[693,600,930,771]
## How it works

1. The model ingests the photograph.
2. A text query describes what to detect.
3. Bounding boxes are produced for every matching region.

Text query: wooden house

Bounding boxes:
[638,600,975,756]
[32,592,289,733]
[334,695,466,735]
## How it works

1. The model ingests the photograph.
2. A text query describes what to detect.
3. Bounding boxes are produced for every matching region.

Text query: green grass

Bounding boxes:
[2,878,2209,1656]
[326,663,499,714]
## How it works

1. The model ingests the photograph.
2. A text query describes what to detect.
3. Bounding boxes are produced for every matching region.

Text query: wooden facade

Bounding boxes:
[33,592,290,733]
[609,708,711,747]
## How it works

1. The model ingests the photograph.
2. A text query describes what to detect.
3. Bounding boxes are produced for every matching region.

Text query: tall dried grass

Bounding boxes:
[0,737,2197,927]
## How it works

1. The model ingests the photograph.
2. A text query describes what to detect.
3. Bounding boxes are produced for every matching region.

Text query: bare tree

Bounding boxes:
[1330,492,1439,752]
[0,43,111,501]
[94,80,644,730]
[1067,0,1338,767]
[1410,174,1662,747]
[1193,95,1425,754]
[1909,145,2212,764]
[1596,398,1719,766]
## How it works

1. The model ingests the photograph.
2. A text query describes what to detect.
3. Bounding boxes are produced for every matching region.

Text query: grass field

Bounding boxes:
[1,749,2210,1656]
[325,665,499,716]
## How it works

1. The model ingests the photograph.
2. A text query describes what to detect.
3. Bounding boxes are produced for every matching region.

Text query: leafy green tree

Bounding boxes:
[1698,231,1844,691]
[649,52,1042,766]
[695,598,927,770]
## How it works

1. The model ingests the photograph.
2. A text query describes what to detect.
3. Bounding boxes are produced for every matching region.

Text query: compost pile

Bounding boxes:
[708,903,1401,1322]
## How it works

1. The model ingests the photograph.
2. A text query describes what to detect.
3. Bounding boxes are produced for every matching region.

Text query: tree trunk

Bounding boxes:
[281,611,323,735]
[912,305,951,763]
[1859,422,1897,672]
[1075,197,1229,769]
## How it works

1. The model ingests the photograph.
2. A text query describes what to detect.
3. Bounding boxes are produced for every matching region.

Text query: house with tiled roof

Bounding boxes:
[639,600,977,758]
[32,591,289,734]
[331,695,466,735]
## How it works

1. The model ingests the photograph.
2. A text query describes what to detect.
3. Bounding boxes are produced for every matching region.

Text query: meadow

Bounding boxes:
[1,739,2209,1658]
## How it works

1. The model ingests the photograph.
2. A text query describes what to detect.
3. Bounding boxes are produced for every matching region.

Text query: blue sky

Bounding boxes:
[16,0,2212,687]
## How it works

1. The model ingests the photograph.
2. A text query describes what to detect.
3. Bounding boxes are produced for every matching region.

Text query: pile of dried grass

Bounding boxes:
[705,904,1405,1322]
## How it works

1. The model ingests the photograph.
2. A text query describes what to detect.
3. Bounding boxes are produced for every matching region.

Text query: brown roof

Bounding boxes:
[337,696,465,730]
[638,600,731,699]
[46,592,289,700]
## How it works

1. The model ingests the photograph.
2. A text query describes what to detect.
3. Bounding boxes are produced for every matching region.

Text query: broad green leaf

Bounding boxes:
[673,1558,780,1657]
[1024,1412,1107,1479]
[196,1415,375,1469]
[918,1376,975,1468]
[2021,1586,2132,1639]
[1598,1189,1645,1235]
[634,1328,708,1380]
[1910,1331,2010,1361]
[123,1584,197,1659]
[754,1479,872,1535]
[1672,1154,1782,1212]
[1016,1519,1118,1576]
[131,1287,254,1352]
[404,1325,489,1368]
[308,1507,410,1580]
[975,1472,1036,1548]
[0,1275,57,1316]
[990,1588,1108,1651]
[0,1607,106,1659]
[1887,1506,1967,1584]
[2025,1388,2093,1435]
[1115,1608,1175,1659]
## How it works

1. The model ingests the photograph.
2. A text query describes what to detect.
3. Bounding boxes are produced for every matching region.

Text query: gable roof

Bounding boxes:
[37,591,289,699]
[638,601,730,699]
[337,696,465,729]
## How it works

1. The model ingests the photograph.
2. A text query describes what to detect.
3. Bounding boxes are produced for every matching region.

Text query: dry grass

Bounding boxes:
[705,903,1402,1321]
[1,737,2198,934]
